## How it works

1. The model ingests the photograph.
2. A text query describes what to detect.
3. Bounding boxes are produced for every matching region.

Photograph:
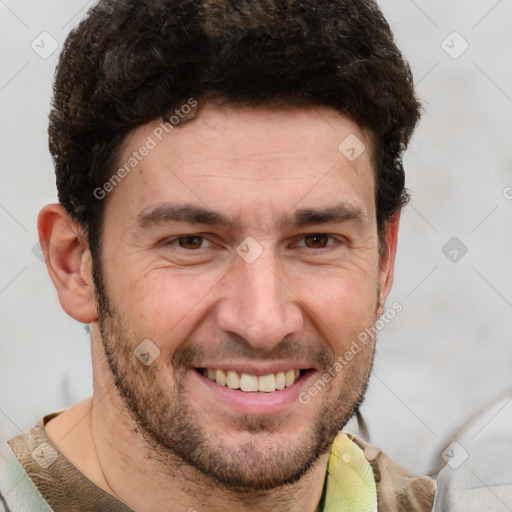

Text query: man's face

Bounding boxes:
[93,103,390,490]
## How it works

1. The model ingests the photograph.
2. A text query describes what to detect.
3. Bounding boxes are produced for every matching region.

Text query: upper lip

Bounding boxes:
[193,362,313,376]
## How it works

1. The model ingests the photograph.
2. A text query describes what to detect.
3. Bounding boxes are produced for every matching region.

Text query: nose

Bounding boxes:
[215,248,303,351]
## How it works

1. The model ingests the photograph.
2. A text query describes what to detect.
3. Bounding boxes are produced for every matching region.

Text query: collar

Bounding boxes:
[7,413,435,512]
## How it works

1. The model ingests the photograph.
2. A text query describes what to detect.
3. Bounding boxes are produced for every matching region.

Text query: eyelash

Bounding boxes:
[164,234,342,252]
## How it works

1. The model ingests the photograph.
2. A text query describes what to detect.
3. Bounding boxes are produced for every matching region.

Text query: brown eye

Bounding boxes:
[303,234,330,248]
[177,236,204,249]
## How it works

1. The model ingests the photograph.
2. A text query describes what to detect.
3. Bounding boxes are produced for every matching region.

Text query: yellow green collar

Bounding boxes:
[320,431,377,512]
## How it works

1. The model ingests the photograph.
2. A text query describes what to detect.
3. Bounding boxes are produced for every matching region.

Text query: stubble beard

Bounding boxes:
[92,260,377,493]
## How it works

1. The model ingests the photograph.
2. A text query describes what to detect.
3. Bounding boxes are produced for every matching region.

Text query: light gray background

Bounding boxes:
[1,0,511,476]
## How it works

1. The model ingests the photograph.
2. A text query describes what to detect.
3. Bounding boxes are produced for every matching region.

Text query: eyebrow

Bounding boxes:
[279,204,364,228]
[137,203,239,230]
[136,202,364,230]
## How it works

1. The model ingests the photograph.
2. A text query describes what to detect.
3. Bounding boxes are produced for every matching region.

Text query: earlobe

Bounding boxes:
[377,213,400,316]
[37,204,98,324]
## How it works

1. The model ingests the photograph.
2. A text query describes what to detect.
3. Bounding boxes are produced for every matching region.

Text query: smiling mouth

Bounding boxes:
[196,368,308,393]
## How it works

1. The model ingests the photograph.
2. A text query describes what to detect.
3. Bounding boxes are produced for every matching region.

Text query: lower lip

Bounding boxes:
[190,369,316,416]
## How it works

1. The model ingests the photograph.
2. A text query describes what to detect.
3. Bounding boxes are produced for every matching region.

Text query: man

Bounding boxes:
[0,0,437,510]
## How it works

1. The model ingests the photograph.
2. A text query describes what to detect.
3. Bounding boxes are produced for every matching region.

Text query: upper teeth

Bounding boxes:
[205,369,301,393]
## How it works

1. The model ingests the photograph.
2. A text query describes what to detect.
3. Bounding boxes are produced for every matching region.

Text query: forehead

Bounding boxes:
[104,103,376,230]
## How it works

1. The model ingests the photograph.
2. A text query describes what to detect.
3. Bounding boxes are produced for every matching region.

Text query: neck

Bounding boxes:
[46,352,328,511]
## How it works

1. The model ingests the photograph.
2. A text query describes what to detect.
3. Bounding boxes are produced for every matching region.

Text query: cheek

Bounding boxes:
[297,267,379,339]
[111,268,222,352]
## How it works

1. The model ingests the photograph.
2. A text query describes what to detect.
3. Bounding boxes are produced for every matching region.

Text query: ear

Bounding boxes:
[37,204,98,324]
[376,212,400,317]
